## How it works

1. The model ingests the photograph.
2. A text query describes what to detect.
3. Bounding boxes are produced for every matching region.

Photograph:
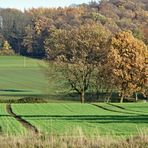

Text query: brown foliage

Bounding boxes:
[45,22,111,103]
[105,31,148,102]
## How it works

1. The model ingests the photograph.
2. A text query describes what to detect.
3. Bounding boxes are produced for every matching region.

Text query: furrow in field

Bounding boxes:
[6,104,38,134]
[0,104,27,135]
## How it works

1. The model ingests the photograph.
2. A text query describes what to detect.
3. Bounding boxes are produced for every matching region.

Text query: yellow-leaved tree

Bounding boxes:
[106,31,148,102]
[0,40,15,55]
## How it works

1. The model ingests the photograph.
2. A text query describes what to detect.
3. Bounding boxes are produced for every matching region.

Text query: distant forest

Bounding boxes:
[0,0,147,57]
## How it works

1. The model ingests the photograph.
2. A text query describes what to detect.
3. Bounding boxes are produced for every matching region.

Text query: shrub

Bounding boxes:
[0,40,15,55]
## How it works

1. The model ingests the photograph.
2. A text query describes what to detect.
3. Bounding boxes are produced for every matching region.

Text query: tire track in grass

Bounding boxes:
[6,104,38,134]
[107,103,148,114]
[92,104,137,115]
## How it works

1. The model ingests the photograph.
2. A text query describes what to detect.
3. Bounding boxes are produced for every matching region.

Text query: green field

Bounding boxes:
[0,56,71,101]
[0,56,147,137]
[12,103,148,136]
[0,56,49,95]
[0,104,26,135]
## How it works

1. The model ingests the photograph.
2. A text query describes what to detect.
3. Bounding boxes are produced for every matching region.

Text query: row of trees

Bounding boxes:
[0,0,147,57]
[45,22,147,103]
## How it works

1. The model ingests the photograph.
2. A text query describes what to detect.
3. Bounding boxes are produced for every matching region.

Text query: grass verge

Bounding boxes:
[0,128,147,148]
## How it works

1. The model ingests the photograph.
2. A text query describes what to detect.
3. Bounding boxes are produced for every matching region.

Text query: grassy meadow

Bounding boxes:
[0,104,26,135]
[0,103,146,136]
[0,102,147,136]
[0,56,48,96]
[0,56,73,103]
[0,56,147,148]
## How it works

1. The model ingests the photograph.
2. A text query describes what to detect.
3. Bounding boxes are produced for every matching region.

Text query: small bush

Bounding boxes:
[0,49,15,55]
[16,97,48,103]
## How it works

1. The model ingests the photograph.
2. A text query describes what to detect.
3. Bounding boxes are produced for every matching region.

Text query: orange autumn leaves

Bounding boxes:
[45,23,147,102]
[106,31,147,101]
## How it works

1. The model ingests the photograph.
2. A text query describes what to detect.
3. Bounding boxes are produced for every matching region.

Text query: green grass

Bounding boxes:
[0,104,27,135]
[0,56,71,99]
[0,55,127,103]
[12,103,148,136]
[0,56,60,96]
[0,56,147,136]
[111,103,148,113]
[0,56,47,95]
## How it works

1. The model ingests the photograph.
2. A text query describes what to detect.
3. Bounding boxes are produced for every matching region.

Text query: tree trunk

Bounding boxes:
[120,94,124,103]
[80,91,85,103]
[135,92,138,102]
[96,90,99,100]
[107,90,113,103]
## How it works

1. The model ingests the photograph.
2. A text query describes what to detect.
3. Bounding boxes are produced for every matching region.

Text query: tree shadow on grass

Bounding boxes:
[0,114,10,117]
[0,89,32,93]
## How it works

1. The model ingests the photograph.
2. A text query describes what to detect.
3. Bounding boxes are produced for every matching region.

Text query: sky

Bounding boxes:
[0,0,92,10]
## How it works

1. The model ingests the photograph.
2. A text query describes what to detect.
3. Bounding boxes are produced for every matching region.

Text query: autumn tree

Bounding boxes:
[105,31,148,102]
[0,8,30,54]
[45,22,111,103]
[23,16,52,57]
[0,40,15,55]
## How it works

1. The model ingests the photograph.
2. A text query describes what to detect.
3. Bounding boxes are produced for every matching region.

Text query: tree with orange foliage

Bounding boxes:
[106,31,147,102]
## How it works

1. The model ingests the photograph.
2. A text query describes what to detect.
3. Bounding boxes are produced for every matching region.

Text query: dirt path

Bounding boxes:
[6,104,38,134]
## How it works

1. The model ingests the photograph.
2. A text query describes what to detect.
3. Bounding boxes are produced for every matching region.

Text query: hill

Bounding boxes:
[0,56,48,96]
[0,0,147,57]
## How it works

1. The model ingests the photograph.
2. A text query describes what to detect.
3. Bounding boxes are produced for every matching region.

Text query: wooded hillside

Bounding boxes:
[0,0,147,57]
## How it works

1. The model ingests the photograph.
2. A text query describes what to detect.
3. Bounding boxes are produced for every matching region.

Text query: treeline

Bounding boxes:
[0,0,147,57]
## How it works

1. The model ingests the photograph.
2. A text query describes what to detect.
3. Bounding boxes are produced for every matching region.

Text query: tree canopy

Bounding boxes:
[45,22,111,103]
[105,31,148,102]
[0,0,147,57]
